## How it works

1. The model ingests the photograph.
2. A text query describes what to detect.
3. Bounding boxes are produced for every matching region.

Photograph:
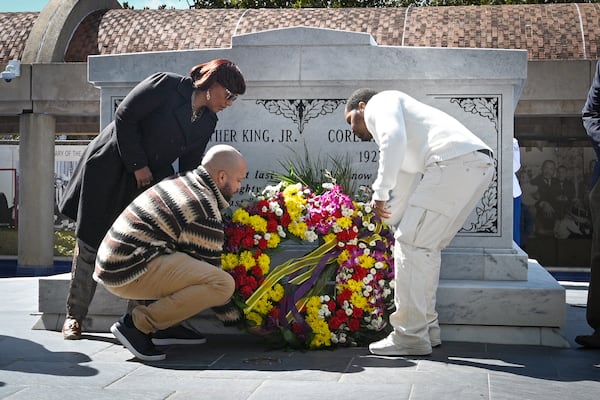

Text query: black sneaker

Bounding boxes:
[110,316,166,361]
[151,324,207,346]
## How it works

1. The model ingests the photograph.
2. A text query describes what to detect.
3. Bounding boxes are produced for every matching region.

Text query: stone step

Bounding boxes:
[33,259,567,347]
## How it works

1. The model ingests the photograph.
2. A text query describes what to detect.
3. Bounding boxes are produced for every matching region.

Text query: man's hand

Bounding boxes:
[370,199,391,219]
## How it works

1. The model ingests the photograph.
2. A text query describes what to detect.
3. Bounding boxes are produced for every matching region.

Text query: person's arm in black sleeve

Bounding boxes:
[583,61,600,147]
[114,72,172,173]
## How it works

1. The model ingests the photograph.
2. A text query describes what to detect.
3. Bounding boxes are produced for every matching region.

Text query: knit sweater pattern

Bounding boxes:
[93,166,229,287]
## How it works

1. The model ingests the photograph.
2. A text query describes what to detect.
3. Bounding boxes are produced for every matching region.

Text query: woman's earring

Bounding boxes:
[206,90,211,101]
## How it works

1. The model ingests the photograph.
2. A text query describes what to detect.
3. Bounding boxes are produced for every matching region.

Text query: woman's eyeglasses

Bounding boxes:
[224,87,238,102]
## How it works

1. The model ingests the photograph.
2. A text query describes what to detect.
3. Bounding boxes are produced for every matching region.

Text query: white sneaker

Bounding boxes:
[368,335,432,356]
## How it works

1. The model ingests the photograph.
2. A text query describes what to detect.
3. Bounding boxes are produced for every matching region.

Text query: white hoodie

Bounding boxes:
[364,90,491,202]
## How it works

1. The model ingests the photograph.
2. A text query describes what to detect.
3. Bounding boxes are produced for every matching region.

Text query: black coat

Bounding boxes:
[583,61,600,186]
[59,72,218,248]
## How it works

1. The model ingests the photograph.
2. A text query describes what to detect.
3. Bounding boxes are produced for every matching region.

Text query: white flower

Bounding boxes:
[305,231,318,242]
[322,182,334,190]
[367,223,375,231]
[319,304,331,318]
[374,262,383,270]
[342,207,353,217]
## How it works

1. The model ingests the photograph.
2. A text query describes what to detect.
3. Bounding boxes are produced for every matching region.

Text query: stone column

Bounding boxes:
[17,113,55,274]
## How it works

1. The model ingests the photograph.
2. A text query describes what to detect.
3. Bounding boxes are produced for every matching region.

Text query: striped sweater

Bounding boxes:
[93,166,228,287]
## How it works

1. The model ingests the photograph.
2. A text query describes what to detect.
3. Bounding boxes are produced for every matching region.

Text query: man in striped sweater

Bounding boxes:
[93,144,246,361]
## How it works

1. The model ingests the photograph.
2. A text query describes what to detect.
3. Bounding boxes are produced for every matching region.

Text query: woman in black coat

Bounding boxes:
[59,58,246,340]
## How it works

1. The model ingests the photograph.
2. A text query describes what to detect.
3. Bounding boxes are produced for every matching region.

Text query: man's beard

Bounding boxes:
[220,182,234,202]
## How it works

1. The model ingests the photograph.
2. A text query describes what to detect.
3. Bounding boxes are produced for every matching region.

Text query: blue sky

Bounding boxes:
[0,0,192,12]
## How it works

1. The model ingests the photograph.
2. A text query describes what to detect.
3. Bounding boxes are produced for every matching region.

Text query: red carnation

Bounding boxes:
[269,307,280,319]
[257,237,268,250]
[337,289,352,304]
[327,300,337,312]
[250,265,263,278]
[328,316,343,331]
[240,285,254,299]
[241,235,254,249]
[267,218,278,232]
[353,307,364,319]
[335,309,349,323]
[348,318,361,331]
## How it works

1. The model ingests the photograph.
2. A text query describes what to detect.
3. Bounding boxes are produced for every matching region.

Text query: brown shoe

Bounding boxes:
[574,332,600,348]
[62,317,82,340]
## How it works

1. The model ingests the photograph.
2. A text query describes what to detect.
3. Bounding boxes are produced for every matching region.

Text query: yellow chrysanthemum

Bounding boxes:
[345,279,363,293]
[270,283,285,302]
[350,291,370,310]
[336,216,353,229]
[306,296,322,312]
[239,250,256,270]
[267,232,281,248]
[285,198,305,222]
[323,232,337,243]
[248,215,268,233]
[257,253,270,275]
[282,182,302,197]
[337,249,350,265]
[232,208,250,224]
[245,311,263,326]
[288,221,308,239]
[357,254,376,269]
[306,316,332,348]
[255,297,274,315]
[221,253,239,271]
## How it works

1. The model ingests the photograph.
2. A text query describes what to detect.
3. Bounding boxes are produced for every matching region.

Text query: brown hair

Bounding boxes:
[189,58,246,95]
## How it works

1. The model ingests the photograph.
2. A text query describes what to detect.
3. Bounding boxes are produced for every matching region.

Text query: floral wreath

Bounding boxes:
[221,181,396,349]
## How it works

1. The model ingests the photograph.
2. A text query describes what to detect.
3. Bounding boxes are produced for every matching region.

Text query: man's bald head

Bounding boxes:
[202,145,246,202]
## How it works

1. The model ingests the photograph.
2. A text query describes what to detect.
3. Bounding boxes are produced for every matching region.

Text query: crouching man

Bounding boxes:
[93,144,247,361]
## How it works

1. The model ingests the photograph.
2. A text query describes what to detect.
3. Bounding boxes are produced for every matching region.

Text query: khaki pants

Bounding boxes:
[106,252,235,334]
[389,151,494,348]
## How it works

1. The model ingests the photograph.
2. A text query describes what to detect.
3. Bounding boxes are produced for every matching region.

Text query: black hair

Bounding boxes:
[345,88,378,112]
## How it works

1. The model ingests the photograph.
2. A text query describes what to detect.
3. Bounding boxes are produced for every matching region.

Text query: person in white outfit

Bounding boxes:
[344,89,495,356]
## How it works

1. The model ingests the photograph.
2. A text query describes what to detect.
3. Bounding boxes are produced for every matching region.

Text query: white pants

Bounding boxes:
[388,150,494,348]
